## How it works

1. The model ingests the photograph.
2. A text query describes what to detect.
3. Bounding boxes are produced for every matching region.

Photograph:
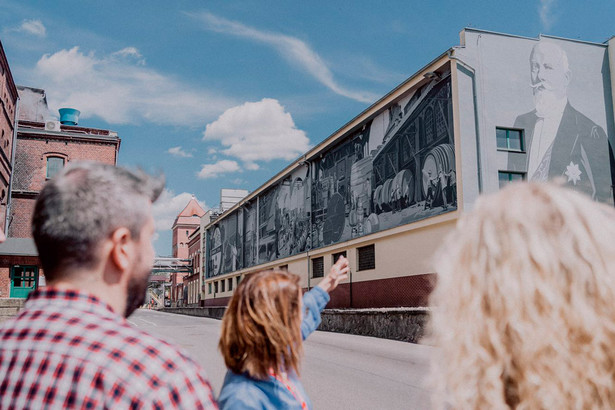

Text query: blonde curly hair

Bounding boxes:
[429,183,615,409]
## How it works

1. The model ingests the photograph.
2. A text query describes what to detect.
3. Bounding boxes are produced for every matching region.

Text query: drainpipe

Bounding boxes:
[5,96,20,234]
[447,48,483,194]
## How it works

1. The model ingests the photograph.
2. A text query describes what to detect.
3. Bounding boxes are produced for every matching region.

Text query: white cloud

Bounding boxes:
[197,159,241,179]
[32,46,235,125]
[191,12,378,103]
[112,47,146,65]
[203,98,311,168]
[152,189,207,232]
[539,0,557,31]
[18,19,46,37]
[167,146,193,158]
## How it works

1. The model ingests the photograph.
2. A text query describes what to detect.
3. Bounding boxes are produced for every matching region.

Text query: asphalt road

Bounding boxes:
[129,309,433,410]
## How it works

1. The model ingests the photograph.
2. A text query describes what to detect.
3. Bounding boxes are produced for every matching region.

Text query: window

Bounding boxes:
[312,257,324,278]
[496,128,524,151]
[221,279,225,292]
[357,244,375,271]
[236,276,241,286]
[279,264,288,271]
[228,278,233,292]
[208,282,212,294]
[332,251,347,264]
[214,281,219,293]
[46,157,65,179]
[498,171,525,188]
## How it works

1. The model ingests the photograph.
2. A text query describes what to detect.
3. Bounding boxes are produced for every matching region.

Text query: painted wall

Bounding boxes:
[207,73,457,279]
[454,29,615,203]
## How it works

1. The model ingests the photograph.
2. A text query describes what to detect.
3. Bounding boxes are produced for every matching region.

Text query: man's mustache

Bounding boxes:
[530,81,553,90]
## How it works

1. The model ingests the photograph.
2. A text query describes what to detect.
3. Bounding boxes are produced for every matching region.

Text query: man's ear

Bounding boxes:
[109,227,133,272]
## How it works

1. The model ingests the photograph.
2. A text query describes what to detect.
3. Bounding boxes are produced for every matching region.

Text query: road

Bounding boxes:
[129,309,434,410]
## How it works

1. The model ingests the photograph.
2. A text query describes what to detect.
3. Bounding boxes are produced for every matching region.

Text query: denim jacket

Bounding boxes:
[218,287,330,410]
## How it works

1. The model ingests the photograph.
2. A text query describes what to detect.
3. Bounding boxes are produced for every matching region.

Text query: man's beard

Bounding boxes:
[533,86,565,118]
[125,269,149,318]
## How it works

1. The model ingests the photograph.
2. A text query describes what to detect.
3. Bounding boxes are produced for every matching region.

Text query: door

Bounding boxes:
[10,266,38,298]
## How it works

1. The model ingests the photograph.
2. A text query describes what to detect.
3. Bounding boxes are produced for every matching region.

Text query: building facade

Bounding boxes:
[0,86,121,298]
[170,197,205,305]
[201,29,615,308]
[0,41,18,236]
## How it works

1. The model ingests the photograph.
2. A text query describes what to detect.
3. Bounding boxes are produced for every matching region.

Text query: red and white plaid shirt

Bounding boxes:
[0,288,218,409]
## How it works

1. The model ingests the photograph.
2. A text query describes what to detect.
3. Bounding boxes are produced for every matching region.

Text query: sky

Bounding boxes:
[1,0,614,256]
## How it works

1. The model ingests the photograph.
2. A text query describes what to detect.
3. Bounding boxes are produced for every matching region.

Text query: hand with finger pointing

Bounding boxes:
[317,255,350,293]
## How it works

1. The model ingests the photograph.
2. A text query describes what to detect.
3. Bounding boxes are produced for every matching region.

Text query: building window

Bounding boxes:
[496,128,524,151]
[208,282,212,294]
[279,264,288,271]
[221,279,225,292]
[357,244,375,271]
[46,157,65,179]
[312,257,324,278]
[332,251,347,265]
[236,276,241,286]
[498,171,525,188]
[214,281,219,293]
[228,278,233,291]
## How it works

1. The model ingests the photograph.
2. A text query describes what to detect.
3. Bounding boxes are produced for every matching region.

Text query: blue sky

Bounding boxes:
[1,0,614,255]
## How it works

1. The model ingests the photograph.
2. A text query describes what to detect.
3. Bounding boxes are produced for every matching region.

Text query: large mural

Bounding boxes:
[207,72,456,277]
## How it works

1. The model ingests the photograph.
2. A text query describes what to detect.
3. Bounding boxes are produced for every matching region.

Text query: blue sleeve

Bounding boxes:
[300,286,330,340]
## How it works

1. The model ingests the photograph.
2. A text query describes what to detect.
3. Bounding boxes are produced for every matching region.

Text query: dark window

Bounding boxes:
[221,279,225,292]
[498,171,525,188]
[332,251,347,265]
[357,244,375,271]
[46,157,65,179]
[208,282,212,294]
[312,257,324,278]
[214,281,219,293]
[228,278,233,291]
[496,128,524,151]
[279,264,288,271]
[236,276,241,286]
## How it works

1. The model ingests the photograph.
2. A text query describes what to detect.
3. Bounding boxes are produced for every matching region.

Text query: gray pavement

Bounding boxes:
[129,309,433,410]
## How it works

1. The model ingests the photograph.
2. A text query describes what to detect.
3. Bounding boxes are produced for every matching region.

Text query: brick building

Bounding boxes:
[0,85,121,298]
[185,226,201,306]
[170,197,205,304]
[0,41,18,235]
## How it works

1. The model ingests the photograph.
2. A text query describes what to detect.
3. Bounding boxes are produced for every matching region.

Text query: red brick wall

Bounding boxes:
[8,197,35,238]
[12,136,117,193]
[9,133,118,238]
[0,47,17,234]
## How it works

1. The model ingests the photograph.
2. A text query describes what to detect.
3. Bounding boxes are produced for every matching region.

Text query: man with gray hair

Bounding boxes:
[509,40,613,202]
[0,162,217,409]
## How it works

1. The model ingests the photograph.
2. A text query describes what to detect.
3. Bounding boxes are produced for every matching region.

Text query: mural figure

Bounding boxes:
[510,40,612,202]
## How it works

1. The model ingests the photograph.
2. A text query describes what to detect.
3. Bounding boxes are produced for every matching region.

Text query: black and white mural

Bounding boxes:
[505,40,612,202]
[207,72,456,278]
[311,73,455,248]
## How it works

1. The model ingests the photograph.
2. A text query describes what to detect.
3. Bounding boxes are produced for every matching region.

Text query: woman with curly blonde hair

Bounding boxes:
[218,256,349,409]
[430,182,615,409]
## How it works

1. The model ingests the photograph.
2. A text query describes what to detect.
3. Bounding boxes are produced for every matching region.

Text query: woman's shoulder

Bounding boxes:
[218,371,273,410]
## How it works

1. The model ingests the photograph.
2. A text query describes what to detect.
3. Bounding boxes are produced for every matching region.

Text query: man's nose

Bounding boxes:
[536,66,547,81]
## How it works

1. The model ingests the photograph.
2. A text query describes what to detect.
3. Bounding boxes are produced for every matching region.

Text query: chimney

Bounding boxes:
[59,108,80,125]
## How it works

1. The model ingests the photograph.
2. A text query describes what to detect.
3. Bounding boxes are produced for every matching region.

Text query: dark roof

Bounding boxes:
[0,238,38,256]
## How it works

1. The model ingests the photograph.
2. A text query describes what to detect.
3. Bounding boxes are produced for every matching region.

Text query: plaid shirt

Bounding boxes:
[0,288,218,409]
